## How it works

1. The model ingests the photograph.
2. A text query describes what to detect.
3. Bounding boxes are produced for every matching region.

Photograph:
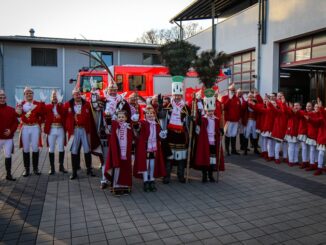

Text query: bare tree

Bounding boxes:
[136,23,203,44]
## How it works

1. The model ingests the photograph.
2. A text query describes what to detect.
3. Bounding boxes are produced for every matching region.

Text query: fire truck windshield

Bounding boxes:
[80,76,103,92]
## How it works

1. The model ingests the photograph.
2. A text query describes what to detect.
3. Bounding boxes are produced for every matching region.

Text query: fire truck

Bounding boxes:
[74,65,229,102]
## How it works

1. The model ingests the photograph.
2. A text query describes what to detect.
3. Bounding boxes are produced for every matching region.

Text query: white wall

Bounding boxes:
[187,0,326,95]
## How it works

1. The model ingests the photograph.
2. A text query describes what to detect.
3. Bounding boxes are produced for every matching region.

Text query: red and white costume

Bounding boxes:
[0,104,18,158]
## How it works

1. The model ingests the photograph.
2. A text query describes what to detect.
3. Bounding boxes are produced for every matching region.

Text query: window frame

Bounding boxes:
[89,50,113,68]
[31,48,57,67]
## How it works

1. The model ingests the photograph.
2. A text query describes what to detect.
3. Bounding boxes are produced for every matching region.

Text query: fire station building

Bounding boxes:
[0,33,160,106]
[172,0,326,103]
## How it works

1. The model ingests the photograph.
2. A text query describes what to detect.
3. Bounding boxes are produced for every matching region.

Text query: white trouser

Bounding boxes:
[282,142,288,159]
[309,145,317,164]
[244,119,257,139]
[225,121,239,137]
[142,159,155,182]
[70,128,90,154]
[48,127,65,153]
[22,125,40,153]
[288,142,299,163]
[267,138,275,157]
[301,142,308,162]
[275,141,288,160]
[261,136,268,153]
[0,139,13,158]
[317,150,325,168]
[113,168,128,188]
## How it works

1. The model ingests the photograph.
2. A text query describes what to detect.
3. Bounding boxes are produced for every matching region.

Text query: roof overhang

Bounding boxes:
[170,0,258,22]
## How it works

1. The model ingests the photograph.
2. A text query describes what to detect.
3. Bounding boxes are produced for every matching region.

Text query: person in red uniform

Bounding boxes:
[133,105,166,192]
[221,83,241,155]
[104,110,133,195]
[0,90,19,181]
[44,90,67,175]
[298,102,313,168]
[64,88,95,179]
[283,102,301,166]
[16,87,45,177]
[195,89,225,182]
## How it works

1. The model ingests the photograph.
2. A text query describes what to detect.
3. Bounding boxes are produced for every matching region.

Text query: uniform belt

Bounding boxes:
[23,123,38,126]
[51,123,63,127]
[75,126,85,129]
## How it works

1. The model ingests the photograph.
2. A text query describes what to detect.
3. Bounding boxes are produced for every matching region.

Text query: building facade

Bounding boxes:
[0,35,159,106]
[177,0,326,103]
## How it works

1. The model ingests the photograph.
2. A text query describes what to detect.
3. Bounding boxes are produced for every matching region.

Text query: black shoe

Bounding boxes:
[5,158,15,181]
[87,168,96,177]
[178,176,186,183]
[32,152,41,175]
[23,152,30,177]
[70,174,78,180]
[143,181,150,192]
[149,181,157,192]
[231,150,240,155]
[48,170,55,175]
[34,170,41,175]
[59,165,68,173]
[202,170,208,183]
[208,175,216,182]
[101,183,108,189]
[162,176,170,184]
[6,175,16,181]
[23,171,29,177]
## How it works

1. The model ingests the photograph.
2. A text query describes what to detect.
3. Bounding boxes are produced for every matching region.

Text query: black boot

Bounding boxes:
[225,137,230,156]
[253,138,260,154]
[85,153,96,177]
[76,154,81,170]
[177,160,186,183]
[243,138,249,155]
[59,152,67,173]
[70,154,78,180]
[231,137,240,155]
[149,181,157,192]
[208,165,216,182]
[240,134,245,151]
[5,158,16,181]
[23,152,30,177]
[202,169,208,183]
[143,181,150,192]
[163,160,171,184]
[48,152,55,175]
[32,152,41,175]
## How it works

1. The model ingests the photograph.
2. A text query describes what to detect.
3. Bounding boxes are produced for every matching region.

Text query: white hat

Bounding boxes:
[50,90,57,100]
[108,80,118,90]
[203,89,216,111]
[72,87,80,95]
[0,90,5,96]
[24,86,33,94]
[172,76,184,95]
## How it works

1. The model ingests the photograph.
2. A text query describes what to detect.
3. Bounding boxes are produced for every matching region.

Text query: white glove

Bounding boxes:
[15,96,22,105]
[105,125,112,134]
[57,92,64,103]
[131,114,139,122]
[159,130,167,139]
[111,114,117,121]
[197,101,204,110]
[39,92,47,102]
[195,125,200,135]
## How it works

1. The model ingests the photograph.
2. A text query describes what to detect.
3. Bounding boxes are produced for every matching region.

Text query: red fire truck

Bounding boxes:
[74,65,229,102]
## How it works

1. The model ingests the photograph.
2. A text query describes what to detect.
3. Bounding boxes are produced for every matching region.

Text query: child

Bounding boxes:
[133,105,166,192]
[305,103,319,171]
[104,110,133,196]
[195,89,225,183]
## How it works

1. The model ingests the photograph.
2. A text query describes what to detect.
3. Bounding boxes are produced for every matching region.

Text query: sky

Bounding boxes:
[0,0,211,42]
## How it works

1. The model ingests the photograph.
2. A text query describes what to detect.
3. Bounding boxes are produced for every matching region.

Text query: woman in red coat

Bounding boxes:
[133,105,166,192]
[195,91,224,183]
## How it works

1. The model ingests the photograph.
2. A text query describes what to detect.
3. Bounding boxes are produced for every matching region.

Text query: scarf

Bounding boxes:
[205,115,216,145]
[74,103,82,114]
[118,122,128,160]
[52,104,58,116]
[23,101,34,113]
[168,99,185,130]
[147,119,157,152]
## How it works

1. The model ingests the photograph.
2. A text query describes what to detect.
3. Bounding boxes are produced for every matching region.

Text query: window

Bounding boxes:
[90,51,113,68]
[228,50,255,91]
[115,74,124,91]
[143,53,160,65]
[128,75,146,91]
[280,31,326,66]
[80,76,104,93]
[31,48,57,66]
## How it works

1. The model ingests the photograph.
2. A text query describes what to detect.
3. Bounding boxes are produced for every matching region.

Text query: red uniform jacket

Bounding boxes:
[221,94,241,123]
[0,104,19,139]
[133,120,166,178]
[283,105,300,137]
[271,102,288,141]
[306,111,318,141]
[195,116,225,171]
[308,109,326,146]
[64,99,92,139]
[105,120,133,187]
[253,95,264,132]
[297,110,308,137]
[44,103,66,134]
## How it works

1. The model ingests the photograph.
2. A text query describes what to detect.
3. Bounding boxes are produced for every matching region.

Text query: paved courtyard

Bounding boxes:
[1,143,326,245]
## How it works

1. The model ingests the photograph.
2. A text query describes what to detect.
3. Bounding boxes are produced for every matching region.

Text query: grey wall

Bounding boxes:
[1,42,159,106]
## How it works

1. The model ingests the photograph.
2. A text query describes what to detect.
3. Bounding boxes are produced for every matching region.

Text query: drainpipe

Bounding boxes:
[257,0,262,91]
[62,47,66,99]
[0,43,4,89]
[212,0,216,52]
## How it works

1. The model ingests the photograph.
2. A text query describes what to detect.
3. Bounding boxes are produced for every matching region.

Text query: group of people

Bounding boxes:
[1,78,325,195]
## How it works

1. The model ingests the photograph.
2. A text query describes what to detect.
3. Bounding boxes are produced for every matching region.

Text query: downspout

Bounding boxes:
[0,43,4,89]
[257,0,262,91]
[62,47,66,99]
[212,0,216,52]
